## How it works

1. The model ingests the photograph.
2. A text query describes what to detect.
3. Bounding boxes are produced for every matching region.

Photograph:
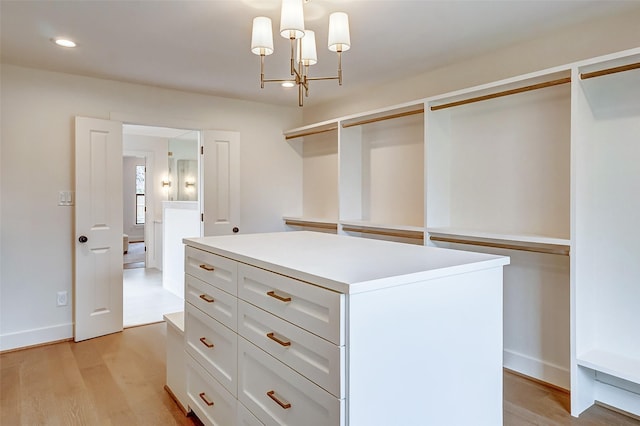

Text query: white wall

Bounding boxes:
[303,7,640,123]
[0,65,302,351]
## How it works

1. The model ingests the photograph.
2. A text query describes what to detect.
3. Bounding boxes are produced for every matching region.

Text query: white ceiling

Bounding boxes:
[2,0,639,108]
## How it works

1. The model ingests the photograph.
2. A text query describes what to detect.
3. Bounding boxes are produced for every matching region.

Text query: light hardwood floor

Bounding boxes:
[1,324,200,426]
[1,323,639,425]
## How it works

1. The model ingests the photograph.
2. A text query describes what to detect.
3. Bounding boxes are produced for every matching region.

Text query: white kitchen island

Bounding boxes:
[182,231,509,426]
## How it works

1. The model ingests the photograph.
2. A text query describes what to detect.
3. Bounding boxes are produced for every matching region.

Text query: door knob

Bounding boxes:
[78,235,88,243]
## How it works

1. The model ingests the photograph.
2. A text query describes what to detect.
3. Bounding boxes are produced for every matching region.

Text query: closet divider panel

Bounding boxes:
[572,51,640,417]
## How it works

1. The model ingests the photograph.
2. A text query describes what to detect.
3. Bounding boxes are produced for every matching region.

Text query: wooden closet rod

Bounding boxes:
[580,62,640,80]
[342,108,424,128]
[429,236,569,256]
[284,125,338,140]
[342,226,424,240]
[284,218,338,230]
[430,77,571,111]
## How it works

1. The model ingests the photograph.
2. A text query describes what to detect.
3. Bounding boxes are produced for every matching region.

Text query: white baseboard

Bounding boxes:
[504,349,570,390]
[0,323,73,352]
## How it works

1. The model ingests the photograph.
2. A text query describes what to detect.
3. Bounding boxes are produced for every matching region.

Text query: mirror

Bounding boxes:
[167,131,199,201]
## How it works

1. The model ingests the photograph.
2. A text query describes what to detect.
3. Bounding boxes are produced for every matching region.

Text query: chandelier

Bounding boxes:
[250,0,351,107]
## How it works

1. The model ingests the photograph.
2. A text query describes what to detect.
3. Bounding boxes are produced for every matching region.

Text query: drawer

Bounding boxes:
[238,338,344,426]
[185,303,237,396]
[185,246,237,296]
[238,263,344,345]
[186,355,237,426]
[238,300,344,398]
[237,403,264,426]
[186,274,237,331]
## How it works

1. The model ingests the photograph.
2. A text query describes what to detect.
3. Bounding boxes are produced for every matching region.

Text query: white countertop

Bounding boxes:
[184,231,510,294]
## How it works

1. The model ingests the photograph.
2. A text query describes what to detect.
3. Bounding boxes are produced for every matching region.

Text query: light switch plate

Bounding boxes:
[58,190,74,206]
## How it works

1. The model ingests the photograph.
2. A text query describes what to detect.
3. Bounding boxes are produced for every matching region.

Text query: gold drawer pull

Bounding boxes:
[267,290,292,303]
[199,392,214,406]
[199,337,214,348]
[199,264,215,271]
[199,294,214,303]
[267,390,291,409]
[267,332,291,347]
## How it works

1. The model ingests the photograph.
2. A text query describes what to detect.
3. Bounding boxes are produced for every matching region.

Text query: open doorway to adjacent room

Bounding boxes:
[122,124,200,327]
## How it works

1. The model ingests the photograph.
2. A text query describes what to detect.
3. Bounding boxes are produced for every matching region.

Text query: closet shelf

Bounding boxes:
[340,220,424,240]
[428,68,571,112]
[579,56,640,115]
[580,61,640,80]
[427,228,570,256]
[283,120,338,140]
[577,350,640,386]
[430,77,571,111]
[283,216,338,231]
[340,102,424,128]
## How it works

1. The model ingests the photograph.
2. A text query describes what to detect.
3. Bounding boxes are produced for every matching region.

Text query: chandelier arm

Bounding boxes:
[304,65,310,97]
[263,78,300,84]
[338,51,343,86]
[306,76,340,81]
[298,82,303,106]
[289,38,296,77]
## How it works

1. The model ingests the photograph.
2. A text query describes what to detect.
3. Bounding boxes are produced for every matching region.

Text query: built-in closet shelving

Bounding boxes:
[283,46,640,419]
[572,51,640,417]
[425,68,572,248]
[338,103,425,242]
[284,102,425,242]
[425,67,573,390]
[283,120,339,233]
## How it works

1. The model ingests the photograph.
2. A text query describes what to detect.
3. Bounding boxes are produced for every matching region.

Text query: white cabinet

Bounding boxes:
[186,355,238,426]
[184,231,508,426]
[164,311,187,413]
[238,338,343,426]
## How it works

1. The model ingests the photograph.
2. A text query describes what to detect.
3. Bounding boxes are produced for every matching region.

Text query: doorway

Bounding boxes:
[123,157,146,269]
[122,124,200,327]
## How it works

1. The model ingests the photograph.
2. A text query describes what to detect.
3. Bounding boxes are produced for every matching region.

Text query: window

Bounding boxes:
[136,165,145,225]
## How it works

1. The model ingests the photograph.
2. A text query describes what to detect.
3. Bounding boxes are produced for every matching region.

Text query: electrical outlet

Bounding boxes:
[57,291,68,307]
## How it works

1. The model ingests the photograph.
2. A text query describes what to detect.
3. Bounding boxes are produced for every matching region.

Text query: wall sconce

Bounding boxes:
[161,180,171,187]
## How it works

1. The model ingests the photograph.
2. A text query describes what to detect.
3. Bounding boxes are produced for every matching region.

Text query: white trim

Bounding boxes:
[0,323,73,352]
[504,349,570,390]
[595,380,640,418]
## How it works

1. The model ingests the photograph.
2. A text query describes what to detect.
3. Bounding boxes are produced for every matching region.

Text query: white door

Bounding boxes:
[74,116,123,341]
[202,130,241,236]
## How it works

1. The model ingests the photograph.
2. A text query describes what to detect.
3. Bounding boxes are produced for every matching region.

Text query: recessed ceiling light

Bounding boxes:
[53,38,76,48]
[281,81,295,88]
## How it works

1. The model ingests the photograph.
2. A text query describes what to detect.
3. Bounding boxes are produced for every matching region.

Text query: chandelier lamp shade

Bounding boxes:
[251,0,351,106]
